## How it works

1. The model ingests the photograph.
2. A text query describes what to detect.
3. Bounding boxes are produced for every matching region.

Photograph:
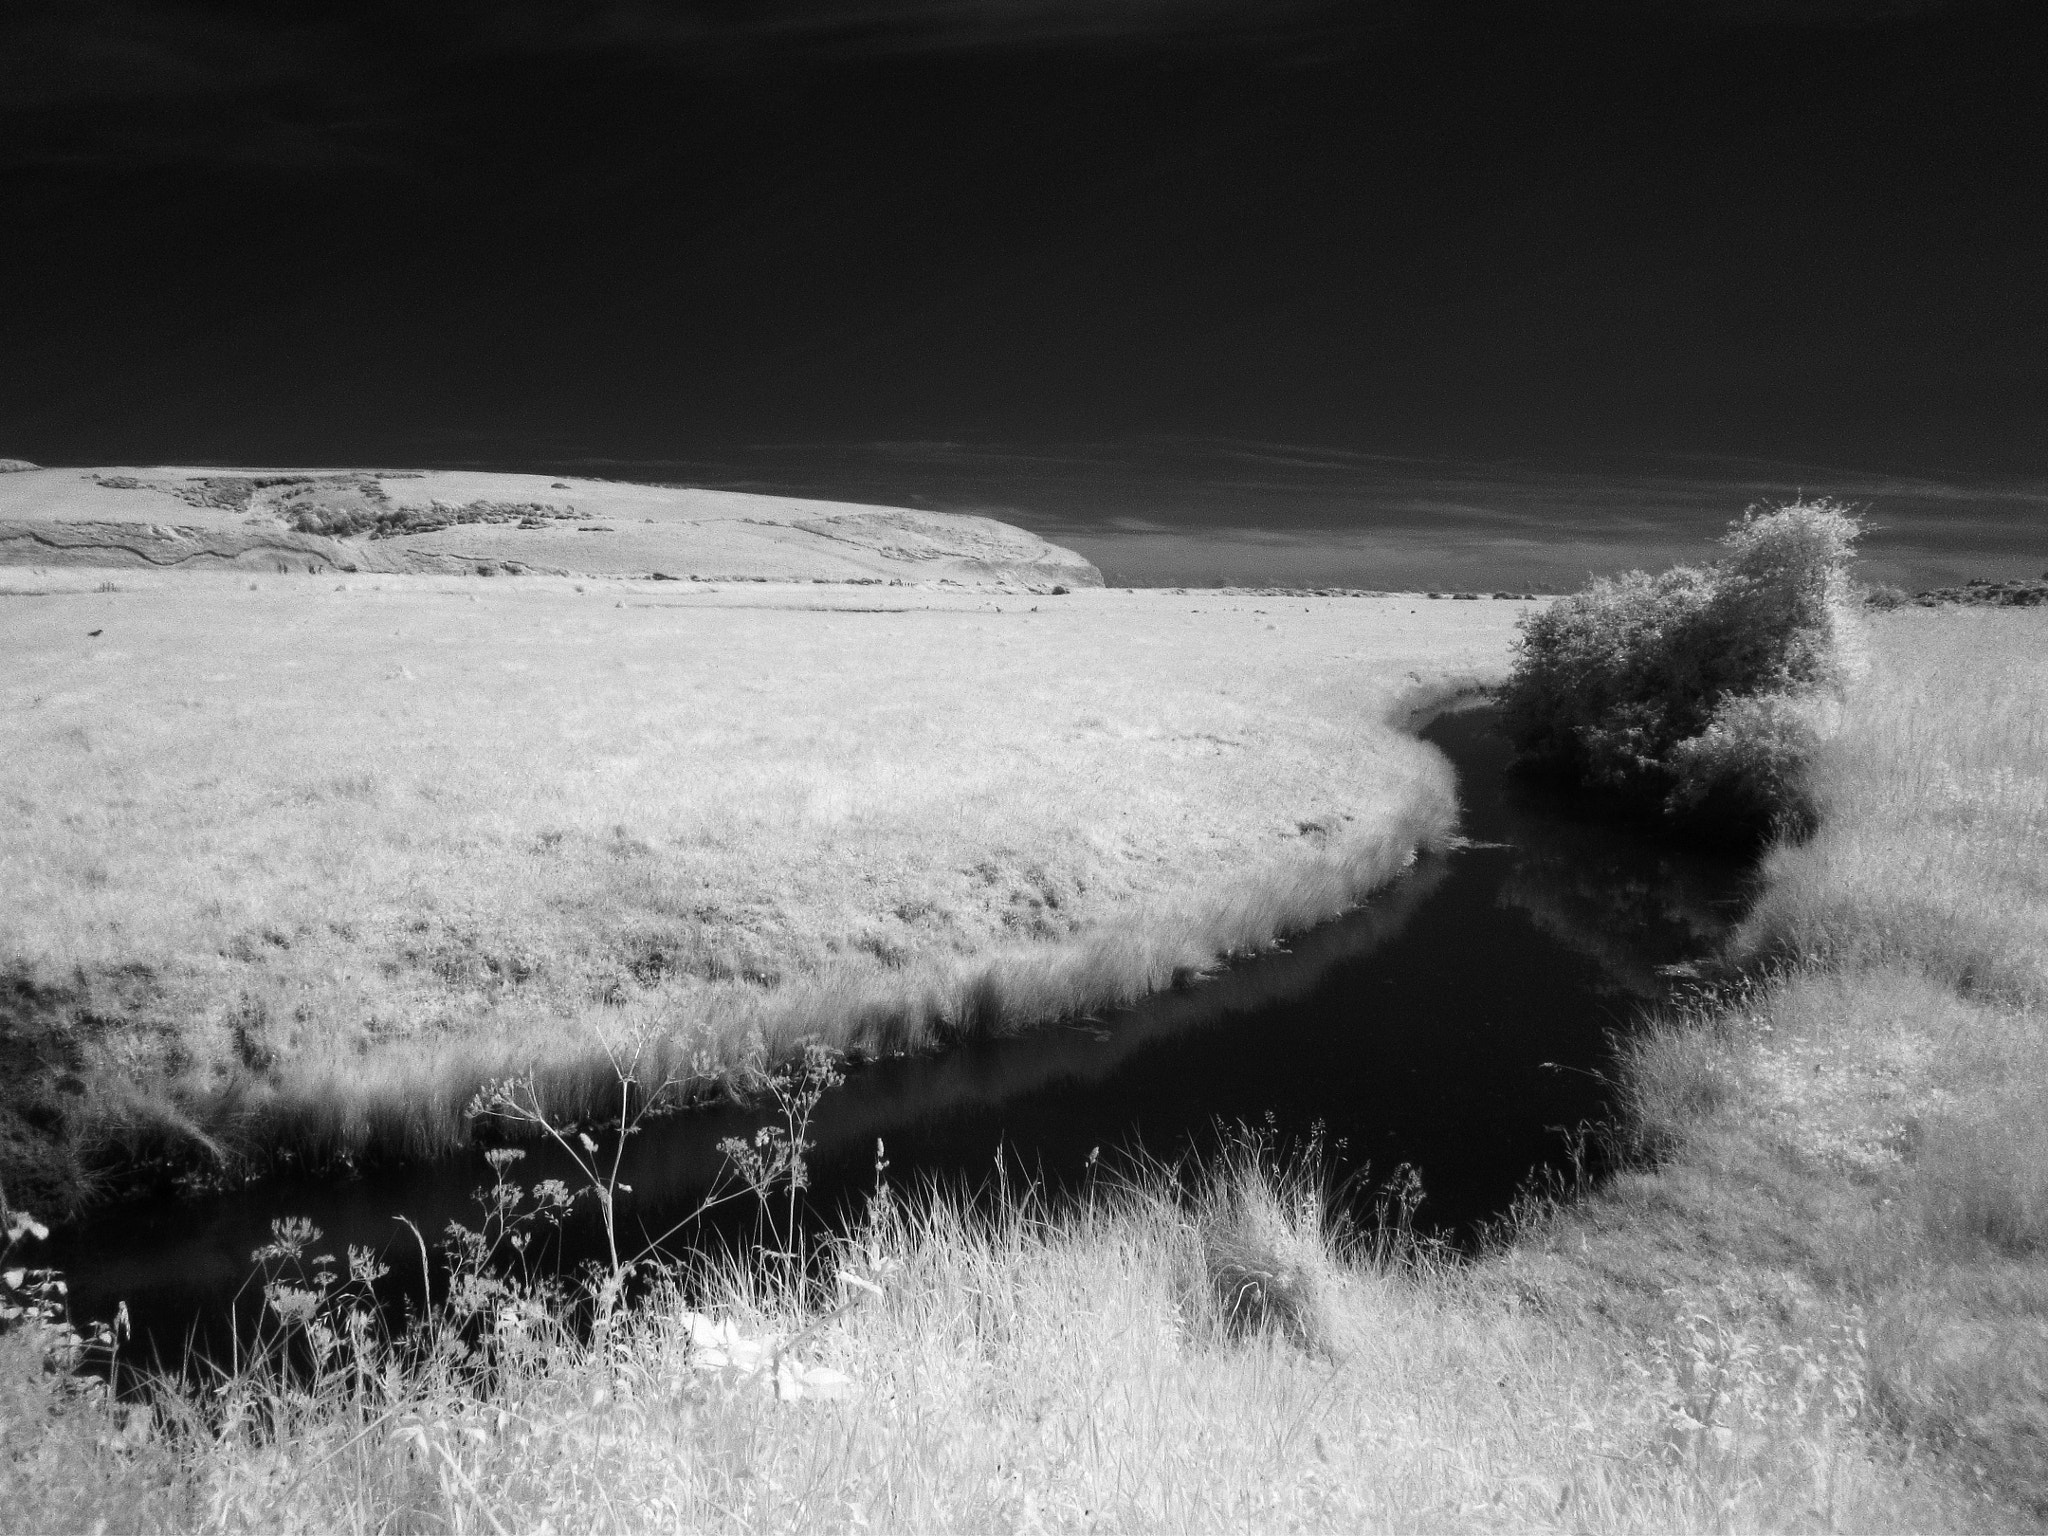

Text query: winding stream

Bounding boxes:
[49,706,1749,1363]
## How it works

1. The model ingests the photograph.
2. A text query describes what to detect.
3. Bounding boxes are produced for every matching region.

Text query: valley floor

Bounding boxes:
[2,570,1513,1202]
[4,601,2042,1533]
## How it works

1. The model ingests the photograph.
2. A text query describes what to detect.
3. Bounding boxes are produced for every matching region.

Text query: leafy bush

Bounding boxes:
[1500,498,1863,833]
[1666,689,1840,831]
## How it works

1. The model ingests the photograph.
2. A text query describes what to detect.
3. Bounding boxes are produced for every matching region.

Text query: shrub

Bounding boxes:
[1499,498,1863,833]
[1667,689,1838,835]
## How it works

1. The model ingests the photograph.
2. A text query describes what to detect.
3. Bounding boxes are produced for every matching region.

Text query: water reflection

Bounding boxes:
[1491,790,1740,1001]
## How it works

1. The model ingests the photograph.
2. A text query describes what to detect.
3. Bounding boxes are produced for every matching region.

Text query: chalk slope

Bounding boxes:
[0,466,1101,588]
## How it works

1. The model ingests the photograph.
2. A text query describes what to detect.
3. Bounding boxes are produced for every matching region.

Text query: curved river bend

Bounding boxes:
[51,707,1749,1360]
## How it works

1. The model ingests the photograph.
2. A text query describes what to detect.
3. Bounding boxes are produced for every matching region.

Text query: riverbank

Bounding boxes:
[2,574,1520,1207]
[1511,603,2048,1517]
[8,1150,1972,1536]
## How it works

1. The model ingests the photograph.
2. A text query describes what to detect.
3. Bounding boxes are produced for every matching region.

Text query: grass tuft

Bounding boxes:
[1188,1144,1343,1353]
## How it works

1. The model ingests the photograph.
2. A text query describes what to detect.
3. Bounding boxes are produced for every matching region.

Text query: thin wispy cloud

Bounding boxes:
[4,0,2005,112]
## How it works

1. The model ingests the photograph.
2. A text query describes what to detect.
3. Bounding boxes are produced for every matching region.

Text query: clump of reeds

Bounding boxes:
[1176,1131,1385,1357]
[1197,1167,1334,1349]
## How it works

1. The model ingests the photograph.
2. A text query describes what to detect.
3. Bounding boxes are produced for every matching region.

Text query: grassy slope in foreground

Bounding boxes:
[1506,604,2048,1523]
[1,573,1515,1198]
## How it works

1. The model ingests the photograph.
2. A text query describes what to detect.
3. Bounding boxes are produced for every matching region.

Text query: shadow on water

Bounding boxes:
[49,706,1751,1367]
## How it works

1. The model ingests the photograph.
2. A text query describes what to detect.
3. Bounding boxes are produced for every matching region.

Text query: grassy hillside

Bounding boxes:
[0,467,1103,587]
[1,573,1518,1204]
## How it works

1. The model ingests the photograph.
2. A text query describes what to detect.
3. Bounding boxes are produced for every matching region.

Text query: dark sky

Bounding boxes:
[4,1,2045,503]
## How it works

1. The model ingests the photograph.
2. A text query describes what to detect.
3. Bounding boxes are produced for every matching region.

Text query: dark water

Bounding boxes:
[48,708,1748,1366]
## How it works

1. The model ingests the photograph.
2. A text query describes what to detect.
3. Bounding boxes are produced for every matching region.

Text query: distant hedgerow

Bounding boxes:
[1499,498,1864,835]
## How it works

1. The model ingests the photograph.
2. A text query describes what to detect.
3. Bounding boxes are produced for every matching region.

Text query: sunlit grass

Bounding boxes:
[2,1142,1988,1535]
[0,575,1515,1195]
[1738,607,2048,998]
[1577,607,2048,1516]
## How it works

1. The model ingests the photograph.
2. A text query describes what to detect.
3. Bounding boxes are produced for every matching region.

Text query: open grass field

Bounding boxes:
[1,568,1519,1203]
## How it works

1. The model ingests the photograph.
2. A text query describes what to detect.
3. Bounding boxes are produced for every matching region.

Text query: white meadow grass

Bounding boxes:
[0,579,1514,1188]
[1,1143,1980,1534]
[1737,607,2048,999]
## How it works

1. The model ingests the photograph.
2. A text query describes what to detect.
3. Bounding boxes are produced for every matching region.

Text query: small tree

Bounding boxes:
[1499,499,1863,834]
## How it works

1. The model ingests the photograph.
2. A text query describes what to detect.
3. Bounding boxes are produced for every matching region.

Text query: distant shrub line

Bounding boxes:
[1868,574,2048,610]
[285,498,590,540]
[91,469,585,540]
